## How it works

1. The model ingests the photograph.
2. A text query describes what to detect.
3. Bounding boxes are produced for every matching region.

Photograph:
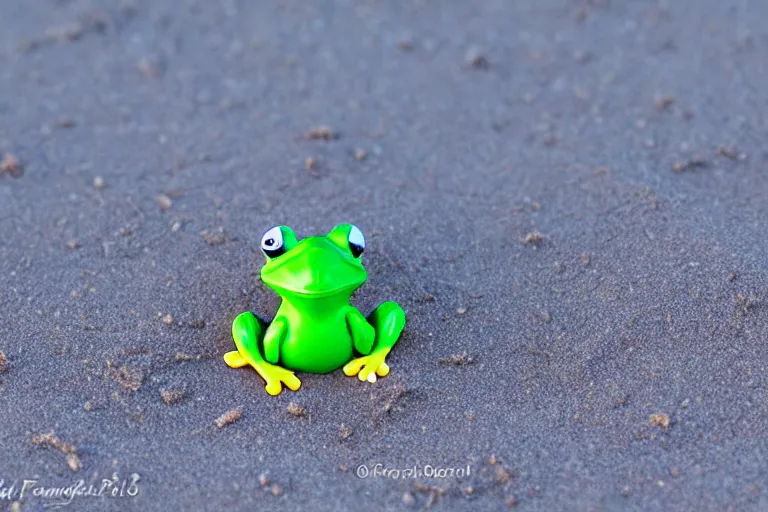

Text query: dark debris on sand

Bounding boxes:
[214,408,243,428]
[0,153,23,177]
[32,432,82,472]
[438,352,474,366]
[160,386,188,405]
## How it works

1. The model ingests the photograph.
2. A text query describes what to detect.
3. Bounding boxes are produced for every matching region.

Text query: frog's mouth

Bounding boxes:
[261,240,366,298]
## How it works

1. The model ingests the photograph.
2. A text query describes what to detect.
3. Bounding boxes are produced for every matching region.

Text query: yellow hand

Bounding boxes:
[224,350,301,396]
[343,349,390,383]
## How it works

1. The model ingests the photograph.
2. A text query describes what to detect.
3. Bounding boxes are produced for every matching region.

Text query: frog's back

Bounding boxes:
[277,304,354,374]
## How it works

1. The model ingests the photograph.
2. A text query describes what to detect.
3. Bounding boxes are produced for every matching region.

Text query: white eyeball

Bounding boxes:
[348,225,365,258]
[261,226,285,257]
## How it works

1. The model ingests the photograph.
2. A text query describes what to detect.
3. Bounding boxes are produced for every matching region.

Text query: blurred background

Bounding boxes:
[1,1,767,511]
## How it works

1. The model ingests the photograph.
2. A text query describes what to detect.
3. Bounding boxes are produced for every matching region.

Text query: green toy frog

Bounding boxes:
[223,224,406,395]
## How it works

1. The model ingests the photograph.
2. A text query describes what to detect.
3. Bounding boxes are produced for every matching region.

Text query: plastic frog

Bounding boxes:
[224,224,406,395]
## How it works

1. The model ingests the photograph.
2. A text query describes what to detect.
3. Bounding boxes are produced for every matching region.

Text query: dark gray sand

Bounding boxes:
[1,1,768,510]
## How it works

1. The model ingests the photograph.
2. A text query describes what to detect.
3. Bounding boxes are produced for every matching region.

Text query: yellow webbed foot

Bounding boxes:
[253,361,302,396]
[225,350,300,395]
[343,349,391,383]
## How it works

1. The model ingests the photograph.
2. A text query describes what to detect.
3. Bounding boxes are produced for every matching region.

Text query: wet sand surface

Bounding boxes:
[1,1,767,510]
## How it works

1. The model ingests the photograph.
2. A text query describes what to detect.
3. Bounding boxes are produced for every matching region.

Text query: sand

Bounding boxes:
[0,1,767,510]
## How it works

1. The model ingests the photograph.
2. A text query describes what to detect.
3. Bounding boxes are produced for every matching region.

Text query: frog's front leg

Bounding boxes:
[224,312,301,396]
[343,301,405,383]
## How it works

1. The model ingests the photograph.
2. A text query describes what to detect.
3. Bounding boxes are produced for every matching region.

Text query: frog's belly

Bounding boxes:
[280,325,353,374]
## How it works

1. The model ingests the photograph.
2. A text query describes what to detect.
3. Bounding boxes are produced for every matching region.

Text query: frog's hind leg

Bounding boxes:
[226,312,264,368]
[224,310,263,367]
[343,301,406,383]
[228,311,301,395]
[368,301,406,353]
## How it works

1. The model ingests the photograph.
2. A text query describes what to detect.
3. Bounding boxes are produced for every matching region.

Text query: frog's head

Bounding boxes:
[258,224,368,300]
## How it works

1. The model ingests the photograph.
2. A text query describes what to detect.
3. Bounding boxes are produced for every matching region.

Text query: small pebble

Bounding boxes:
[137,56,163,77]
[522,232,544,246]
[648,412,671,429]
[160,386,187,405]
[214,408,243,428]
[305,126,336,140]
[397,38,414,51]
[465,48,489,69]
[55,118,77,128]
[157,194,173,211]
[287,402,308,418]
[0,153,23,177]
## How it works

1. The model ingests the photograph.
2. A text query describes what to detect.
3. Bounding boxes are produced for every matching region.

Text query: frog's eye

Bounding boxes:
[348,225,365,258]
[261,226,286,258]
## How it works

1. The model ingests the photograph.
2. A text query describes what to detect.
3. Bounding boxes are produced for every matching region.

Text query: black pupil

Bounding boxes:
[265,238,275,247]
[349,242,364,258]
